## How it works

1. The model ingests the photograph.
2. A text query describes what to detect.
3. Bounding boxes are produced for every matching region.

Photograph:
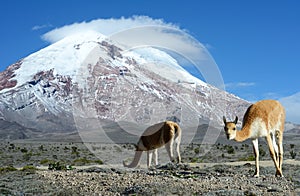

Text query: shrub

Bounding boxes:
[290,150,297,159]
[20,148,28,153]
[48,162,73,170]
[64,146,69,150]
[259,147,266,157]
[71,146,80,157]
[9,143,15,150]
[290,144,295,149]
[38,145,44,151]
[226,146,235,154]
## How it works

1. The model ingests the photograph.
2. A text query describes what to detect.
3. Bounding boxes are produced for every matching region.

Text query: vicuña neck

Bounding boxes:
[234,126,251,142]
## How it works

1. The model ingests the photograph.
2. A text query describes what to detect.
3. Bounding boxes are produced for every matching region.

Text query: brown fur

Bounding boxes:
[223,100,285,177]
[123,121,181,168]
[138,121,179,150]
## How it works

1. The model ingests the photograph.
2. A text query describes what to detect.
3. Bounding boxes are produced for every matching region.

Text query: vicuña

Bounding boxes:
[223,99,285,177]
[123,121,181,168]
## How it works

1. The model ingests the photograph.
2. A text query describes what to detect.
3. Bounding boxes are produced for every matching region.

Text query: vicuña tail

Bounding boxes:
[123,150,143,168]
[174,123,181,143]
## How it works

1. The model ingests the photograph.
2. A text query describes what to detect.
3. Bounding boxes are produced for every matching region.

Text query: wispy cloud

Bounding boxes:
[225,82,255,89]
[32,24,53,31]
[279,92,300,124]
[42,16,176,43]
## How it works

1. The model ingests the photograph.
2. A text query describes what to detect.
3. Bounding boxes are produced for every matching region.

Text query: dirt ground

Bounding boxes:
[0,140,299,195]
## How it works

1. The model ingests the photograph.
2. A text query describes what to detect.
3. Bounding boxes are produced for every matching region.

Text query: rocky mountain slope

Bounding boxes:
[0,31,251,141]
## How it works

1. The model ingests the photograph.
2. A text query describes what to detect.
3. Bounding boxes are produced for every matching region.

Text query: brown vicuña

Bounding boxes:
[223,100,285,177]
[123,121,181,168]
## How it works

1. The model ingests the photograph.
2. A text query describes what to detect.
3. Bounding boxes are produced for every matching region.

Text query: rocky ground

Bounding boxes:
[0,140,299,195]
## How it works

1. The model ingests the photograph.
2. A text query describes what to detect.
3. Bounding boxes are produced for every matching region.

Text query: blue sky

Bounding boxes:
[0,0,299,123]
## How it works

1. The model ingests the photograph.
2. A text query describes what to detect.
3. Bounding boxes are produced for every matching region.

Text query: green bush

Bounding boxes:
[48,161,73,170]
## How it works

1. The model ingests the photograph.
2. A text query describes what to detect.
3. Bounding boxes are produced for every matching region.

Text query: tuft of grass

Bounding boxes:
[0,166,17,173]
[238,155,255,161]
[95,160,104,165]
[21,165,37,174]
[190,157,203,163]
[73,157,104,165]
[40,159,51,165]
[73,157,92,165]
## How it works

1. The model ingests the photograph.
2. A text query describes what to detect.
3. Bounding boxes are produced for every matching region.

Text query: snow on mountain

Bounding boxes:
[127,47,207,87]
[11,31,105,91]
[0,31,250,140]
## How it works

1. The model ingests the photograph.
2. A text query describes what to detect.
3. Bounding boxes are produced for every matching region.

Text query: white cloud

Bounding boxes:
[41,15,224,89]
[42,16,175,43]
[279,92,300,124]
[32,24,53,31]
[225,82,255,89]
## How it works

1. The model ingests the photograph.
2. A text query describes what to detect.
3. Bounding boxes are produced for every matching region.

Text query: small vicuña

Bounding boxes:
[223,100,285,177]
[123,121,181,168]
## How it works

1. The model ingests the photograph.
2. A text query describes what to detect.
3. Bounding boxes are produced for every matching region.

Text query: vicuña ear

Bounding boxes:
[234,116,238,124]
[223,116,227,124]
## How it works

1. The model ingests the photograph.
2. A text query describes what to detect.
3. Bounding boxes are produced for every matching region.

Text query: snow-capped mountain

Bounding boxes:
[0,31,250,140]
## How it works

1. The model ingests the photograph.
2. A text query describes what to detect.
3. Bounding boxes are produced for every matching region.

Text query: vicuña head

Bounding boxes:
[123,121,181,169]
[223,99,285,177]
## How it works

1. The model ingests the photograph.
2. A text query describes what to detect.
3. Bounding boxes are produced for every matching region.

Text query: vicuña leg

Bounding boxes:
[165,139,174,162]
[147,150,153,168]
[252,139,260,177]
[271,132,279,162]
[147,149,158,168]
[175,137,181,163]
[266,134,282,176]
[277,130,284,175]
[153,149,158,166]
